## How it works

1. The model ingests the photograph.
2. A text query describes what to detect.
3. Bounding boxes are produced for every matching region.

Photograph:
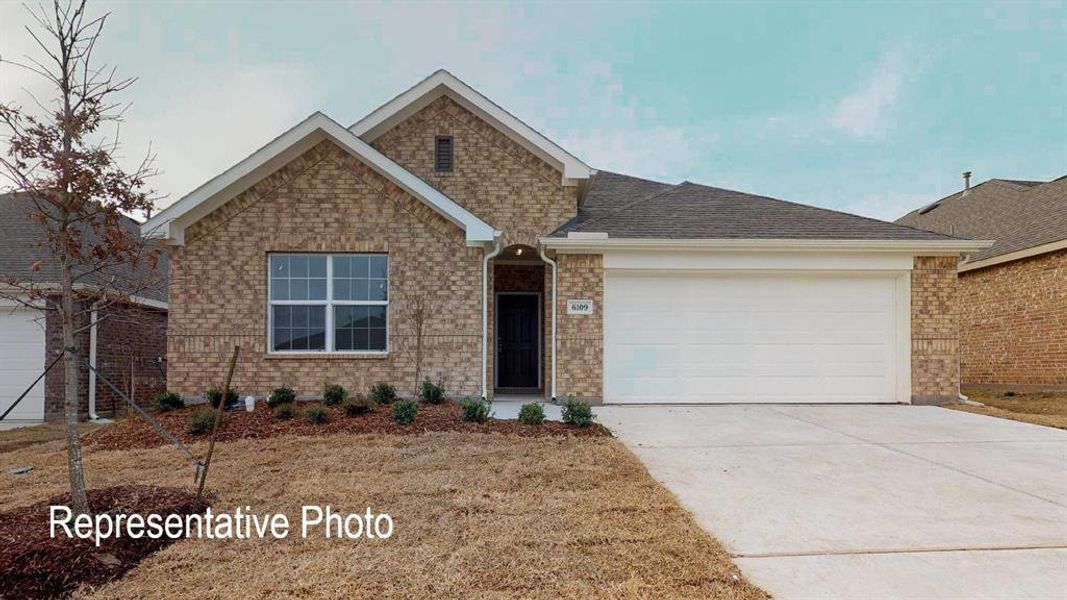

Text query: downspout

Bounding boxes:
[539,245,558,402]
[481,237,504,400]
[87,303,100,421]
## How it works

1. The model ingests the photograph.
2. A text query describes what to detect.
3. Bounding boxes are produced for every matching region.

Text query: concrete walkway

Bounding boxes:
[491,398,562,421]
[599,405,1067,599]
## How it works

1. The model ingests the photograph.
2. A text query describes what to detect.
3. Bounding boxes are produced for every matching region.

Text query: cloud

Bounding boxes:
[830,51,909,139]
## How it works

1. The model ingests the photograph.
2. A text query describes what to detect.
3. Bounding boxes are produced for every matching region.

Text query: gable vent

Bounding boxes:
[435,136,453,172]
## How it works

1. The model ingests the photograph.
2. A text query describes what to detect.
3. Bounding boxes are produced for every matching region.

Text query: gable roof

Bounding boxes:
[0,193,168,304]
[896,176,1067,265]
[349,70,592,185]
[142,112,497,246]
[547,172,981,253]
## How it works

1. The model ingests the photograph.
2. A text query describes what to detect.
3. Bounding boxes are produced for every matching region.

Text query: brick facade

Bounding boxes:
[958,248,1067,387]
[44,297,167,420]
[555,254,604,402]
[168,141,486,400]
[370,95,578,248]
[910,256,960,404]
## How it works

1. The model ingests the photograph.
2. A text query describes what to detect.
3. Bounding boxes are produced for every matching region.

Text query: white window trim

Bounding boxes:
[267,253,389,355]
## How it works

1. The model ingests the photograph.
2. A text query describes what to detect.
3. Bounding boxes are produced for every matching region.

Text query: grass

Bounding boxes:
[0,430,766,599]
[949,388,1067,430]
[0,421,102,455]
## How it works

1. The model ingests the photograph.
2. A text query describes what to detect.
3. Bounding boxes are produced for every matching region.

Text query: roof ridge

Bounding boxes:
[570,180,689,233]
[678,180,966,241]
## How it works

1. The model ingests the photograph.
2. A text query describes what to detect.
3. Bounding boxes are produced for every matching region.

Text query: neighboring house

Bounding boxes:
[144,70,985,406]
[897,175,1067,389]
[0,193,169,422]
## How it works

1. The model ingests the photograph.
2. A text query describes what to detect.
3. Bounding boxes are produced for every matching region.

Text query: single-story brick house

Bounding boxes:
[144,70,987,406]
[897,174,1067,390]
[0,193,168,423]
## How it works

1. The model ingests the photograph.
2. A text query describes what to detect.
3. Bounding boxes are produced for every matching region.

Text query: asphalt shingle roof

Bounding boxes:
[0,193,168,302]
[553,171,960,241]
[896,176,1067,262]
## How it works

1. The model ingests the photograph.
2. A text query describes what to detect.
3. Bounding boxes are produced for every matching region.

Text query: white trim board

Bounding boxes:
[142,112,498,246]
[349,70,592,186]
[542,236,993,255]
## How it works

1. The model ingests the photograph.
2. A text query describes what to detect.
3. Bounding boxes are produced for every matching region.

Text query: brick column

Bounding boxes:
[556,254,603,403]
[911,256,960,404]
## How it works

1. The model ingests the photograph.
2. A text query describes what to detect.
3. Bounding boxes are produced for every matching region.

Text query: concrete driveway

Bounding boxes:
[599,405,1067,599]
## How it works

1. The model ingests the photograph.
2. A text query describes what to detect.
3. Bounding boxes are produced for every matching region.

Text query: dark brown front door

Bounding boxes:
[497,294,539,389]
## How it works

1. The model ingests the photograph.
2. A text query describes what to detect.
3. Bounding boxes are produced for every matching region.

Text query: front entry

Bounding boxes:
[496,293,540,390]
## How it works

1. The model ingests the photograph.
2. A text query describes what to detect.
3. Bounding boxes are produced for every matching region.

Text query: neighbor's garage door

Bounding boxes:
[0,308,46,421]
[604,272,904,404]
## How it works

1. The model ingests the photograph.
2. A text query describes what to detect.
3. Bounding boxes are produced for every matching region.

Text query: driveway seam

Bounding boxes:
[766,406,1067,508]
[735,542,1067,559]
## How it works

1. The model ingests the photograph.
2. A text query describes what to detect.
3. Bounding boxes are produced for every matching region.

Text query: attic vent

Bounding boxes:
[435,136,453,172]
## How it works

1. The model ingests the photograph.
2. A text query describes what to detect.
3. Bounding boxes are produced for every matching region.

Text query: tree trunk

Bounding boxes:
[61,258,89,514]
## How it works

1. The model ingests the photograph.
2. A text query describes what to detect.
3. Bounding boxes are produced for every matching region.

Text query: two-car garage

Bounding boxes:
[601,252,912,405]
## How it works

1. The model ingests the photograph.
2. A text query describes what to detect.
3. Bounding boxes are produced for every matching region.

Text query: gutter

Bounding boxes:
[481,236,504,400]
[540,236,995,255]
[88,303,100,421]
[539,245,558,401]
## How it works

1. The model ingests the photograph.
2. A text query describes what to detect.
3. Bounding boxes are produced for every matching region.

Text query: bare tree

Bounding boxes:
[406,292,434,398]
[0,0,158,514]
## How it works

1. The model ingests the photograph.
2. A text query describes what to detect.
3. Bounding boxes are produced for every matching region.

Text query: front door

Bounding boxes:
[497,293,539,389]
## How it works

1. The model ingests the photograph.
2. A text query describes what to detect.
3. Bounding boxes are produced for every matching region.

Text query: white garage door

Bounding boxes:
[0,308,47,421]
[604,272,906,404]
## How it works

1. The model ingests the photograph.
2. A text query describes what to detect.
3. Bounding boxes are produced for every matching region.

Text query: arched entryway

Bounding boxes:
[491,244,548,396]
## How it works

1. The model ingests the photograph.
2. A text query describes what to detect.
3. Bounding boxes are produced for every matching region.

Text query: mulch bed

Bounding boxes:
[85,401,610,451]
[0,485,209,600]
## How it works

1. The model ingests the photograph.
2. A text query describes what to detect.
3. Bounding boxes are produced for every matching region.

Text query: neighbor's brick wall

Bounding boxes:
[370,95,578,248]
[911,256,960,403]
[44,298,166,420]
[167,140,484,400]
[958,248,1067,387]
[556,254,603,403]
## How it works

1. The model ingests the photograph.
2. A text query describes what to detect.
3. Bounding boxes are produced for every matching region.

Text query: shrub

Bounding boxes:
[419,378,447,404]
[518,402,545,426]
[1004,390,1017,397]
[460,397,490,423]
[304,405,329,424]
[369,382,397,405]
[187,407,221,434]
[268,387,296,408]
[153,391,184,412]
[273,403,296,420]
[561,397,595,427]
[204,387,238,409]
[392,398,418,425]
[344,394,376,417]
[323,384,347,406]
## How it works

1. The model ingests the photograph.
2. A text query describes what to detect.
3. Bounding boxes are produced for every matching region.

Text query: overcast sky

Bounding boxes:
[1,1,1064,221]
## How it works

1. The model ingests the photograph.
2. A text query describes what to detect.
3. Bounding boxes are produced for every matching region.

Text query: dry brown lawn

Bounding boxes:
[949,388,1067,430]
[0,430,767,599]
[0,421,103,455]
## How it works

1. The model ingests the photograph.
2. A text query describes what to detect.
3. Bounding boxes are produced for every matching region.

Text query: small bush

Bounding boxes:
[1004,390,1017,397]
[419,378,447,404]
[187,406,221,434]
[304,405,329,424]
[204,387,238,409]
[268,387,296,408]
[153,391,184,412]
[561,397,595,427]
[461,397,490,423]
[273,403,296,420]
[518,402,545,426]
[369,382,397,405]
[323,384,347,406]
[343,395,376,417]
[392,398,418,425]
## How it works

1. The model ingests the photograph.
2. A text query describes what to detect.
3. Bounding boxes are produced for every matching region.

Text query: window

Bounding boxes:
[435,136,453,172]
[269,254,388,353]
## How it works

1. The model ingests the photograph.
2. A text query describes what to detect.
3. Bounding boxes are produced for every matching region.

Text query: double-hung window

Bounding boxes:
[269,253,388,353]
